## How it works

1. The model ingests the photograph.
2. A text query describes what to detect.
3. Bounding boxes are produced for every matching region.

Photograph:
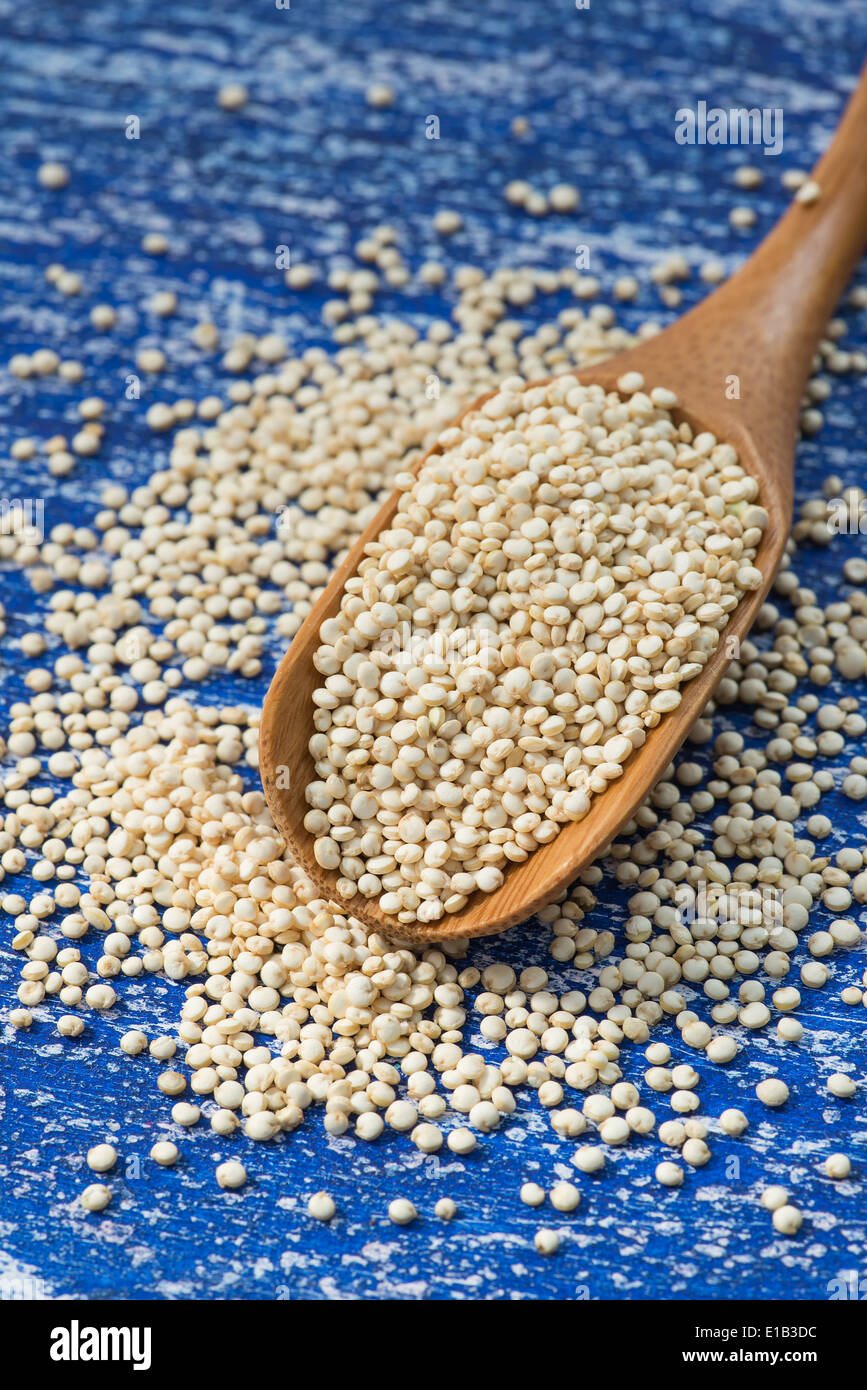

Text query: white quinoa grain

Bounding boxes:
[356,1114,385,1141]
[826,1072,856,1099]
[307,1191,336,1221]
[157,1070,186,1096]
[216,1161,247,1190]
[86,1143,117,1172]
[756,1077,789,1107]
[549,1181,581,1212]
[80,1183,111,1212]
[730,205,756,229]
[90,305,116,331]
[777,1017,804,1043]
[824,1153,851,1179]
[446,1127,477,1155]
[655,1160,684,1186]
[761,1185,789,1211]
[520,1182,546,1206]
[718,1109,749,1136]
[433,209,462,235]
[38,160,70,190]
[217,83,248,111]
[171,1102,201,1127]
[682,1138,711,1166]
[150,1142,179,1167]
[547,183,580,213]
[411,1123,443,1153]
[366,82,395,108]
[388,1198,417,1225]
[782,168,808,190]
[706,1036,738,1064]
[573,1146,605,1174]
[772,1204,803,1236]
[733,165,763,189]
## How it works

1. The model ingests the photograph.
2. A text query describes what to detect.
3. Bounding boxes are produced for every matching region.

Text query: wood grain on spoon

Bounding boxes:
[260,63,867,943]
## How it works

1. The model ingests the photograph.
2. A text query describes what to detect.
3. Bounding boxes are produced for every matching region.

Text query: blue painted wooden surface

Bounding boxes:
[2,0,867,1301]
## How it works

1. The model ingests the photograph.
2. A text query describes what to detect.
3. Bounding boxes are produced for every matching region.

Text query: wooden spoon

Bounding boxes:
[260,65,867,943]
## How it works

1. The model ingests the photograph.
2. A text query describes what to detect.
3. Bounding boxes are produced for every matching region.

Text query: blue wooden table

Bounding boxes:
[2,0,867,1301]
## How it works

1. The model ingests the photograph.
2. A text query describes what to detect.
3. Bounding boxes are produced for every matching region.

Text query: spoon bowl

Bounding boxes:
[260,64,867,942]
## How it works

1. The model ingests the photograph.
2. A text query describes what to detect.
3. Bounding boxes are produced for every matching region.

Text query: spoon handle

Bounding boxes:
[623,60,867,485]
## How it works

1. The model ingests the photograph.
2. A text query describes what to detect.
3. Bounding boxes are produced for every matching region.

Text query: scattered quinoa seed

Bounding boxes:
[827,1072,856,1098]
[86,1143,117,1172]
[307,1192,336,1221]
[520,1182,546,1206]
[825,1154,851,1180]
[656,1161,684,1186]
[756,1078,789,1108]
[216,1161,247,1190]
[366,83,395,108]
[150,1142,179,1167]
[217,83,248,111]
[1,201,865,1258]
[37,161,70,190]
[549,1181,581,1212]
[772,1204,803,1236]
[761,1186,789,1211]
[388,1198,417,1225]
[80,1183,111,1212]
